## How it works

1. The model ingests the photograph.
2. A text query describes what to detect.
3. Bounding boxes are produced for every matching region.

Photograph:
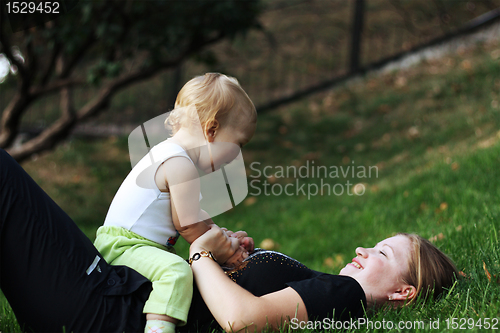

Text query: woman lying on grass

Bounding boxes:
[0,148,458,332]
[180,227,458,332]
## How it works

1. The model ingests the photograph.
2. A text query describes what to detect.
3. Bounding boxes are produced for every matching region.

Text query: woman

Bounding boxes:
[0,149,458,332]
[181,227,458,332]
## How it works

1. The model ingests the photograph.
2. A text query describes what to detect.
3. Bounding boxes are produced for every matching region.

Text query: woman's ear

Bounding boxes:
[390,285,416,302]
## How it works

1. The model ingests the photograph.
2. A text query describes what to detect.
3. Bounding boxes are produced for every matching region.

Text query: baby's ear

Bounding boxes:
[204,119,219,140]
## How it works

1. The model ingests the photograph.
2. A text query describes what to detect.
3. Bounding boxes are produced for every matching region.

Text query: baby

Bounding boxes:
[94,73,257,333]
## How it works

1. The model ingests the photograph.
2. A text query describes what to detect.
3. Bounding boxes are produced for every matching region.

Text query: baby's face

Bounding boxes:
[197,115,256,174]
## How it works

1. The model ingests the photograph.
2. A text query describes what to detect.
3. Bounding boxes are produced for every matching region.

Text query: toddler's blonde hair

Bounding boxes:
[166,73,256,135]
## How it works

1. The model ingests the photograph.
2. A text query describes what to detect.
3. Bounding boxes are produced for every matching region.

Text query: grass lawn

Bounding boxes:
[1,39,500,332]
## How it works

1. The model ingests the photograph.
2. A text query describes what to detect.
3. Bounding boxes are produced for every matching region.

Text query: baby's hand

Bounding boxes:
[239,236,254,253]
[221,228,254,253]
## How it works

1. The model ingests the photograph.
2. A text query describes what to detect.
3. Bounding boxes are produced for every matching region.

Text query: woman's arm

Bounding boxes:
[190,226,308,332]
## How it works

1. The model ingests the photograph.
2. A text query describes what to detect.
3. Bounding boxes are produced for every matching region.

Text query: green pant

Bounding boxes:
[94,226,192,325]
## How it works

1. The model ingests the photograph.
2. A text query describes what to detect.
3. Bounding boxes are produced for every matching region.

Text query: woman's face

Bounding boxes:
[339,235,416,306]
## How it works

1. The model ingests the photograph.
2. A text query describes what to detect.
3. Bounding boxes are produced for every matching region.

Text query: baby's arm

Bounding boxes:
[160,156,252,265]
[173,205,247,265]
[160,156,237,263]
[174,207,252,267]
[171,203,211,244]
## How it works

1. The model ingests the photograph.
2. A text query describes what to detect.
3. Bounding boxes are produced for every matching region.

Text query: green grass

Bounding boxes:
[2,40,500,332]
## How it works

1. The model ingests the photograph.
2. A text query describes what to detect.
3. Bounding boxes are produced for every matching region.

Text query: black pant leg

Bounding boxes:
[0,149,151,332]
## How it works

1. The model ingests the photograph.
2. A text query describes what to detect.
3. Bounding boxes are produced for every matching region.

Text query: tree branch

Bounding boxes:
[8,31,227,162]
[29,78,85,96]
[0,92,34,149]
[6,109,77,162]
[6,67,161,161]
[77,30,226,120]
[0,31,37,148]
[75,64,175,122]
[5,86,76,161]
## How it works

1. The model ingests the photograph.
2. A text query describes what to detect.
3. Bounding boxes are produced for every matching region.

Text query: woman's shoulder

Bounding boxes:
[287,273,367,322]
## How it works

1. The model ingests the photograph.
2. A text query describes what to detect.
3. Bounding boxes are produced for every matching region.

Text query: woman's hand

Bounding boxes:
[223,246,249,268]
[190,225,240,263]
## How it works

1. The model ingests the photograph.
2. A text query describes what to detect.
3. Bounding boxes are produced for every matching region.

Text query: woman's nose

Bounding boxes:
[356,247,367,258]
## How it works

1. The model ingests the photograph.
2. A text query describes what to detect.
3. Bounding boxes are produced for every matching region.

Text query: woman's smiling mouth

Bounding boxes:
[350,259,363,269]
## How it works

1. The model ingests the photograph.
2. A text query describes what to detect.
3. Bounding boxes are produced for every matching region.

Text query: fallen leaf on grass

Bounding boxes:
[483,261,491,282]
[324,257,335,268]
[408,126,420,139]
[429,233,444,242]
[353,183,366,195]
[244,197,257,206]
[481,262,499,284]
[395,76,407,88]
[461,59,472,70]
[354,143,365,152]
[323,254,345,268]
[260,238,276,250]
[267,175,277,184]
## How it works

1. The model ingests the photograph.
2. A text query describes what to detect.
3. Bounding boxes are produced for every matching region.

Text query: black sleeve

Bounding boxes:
[286,274,366,321]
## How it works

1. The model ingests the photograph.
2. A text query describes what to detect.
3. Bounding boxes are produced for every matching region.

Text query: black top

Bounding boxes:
[180,249,366,332]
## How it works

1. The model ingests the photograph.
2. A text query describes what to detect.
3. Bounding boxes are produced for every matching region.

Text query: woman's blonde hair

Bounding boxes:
[166,73,256,134]
[399,233,458,304]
